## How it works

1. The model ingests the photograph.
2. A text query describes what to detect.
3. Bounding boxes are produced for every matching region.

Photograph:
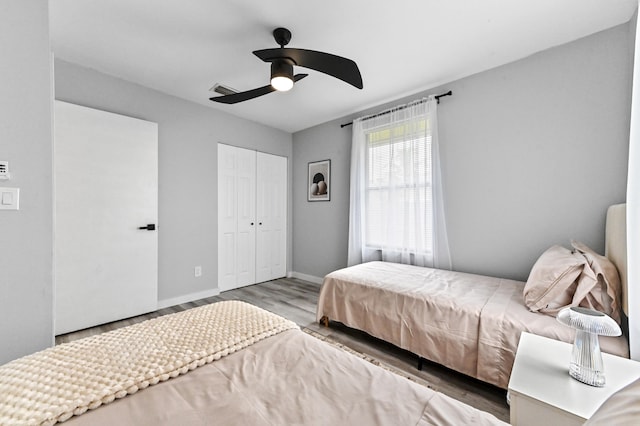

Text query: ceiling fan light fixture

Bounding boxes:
[270,59,294,91]
[271,76,294,91]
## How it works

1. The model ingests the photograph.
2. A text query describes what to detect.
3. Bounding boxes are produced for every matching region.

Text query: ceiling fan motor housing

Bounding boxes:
[271,58,295,88]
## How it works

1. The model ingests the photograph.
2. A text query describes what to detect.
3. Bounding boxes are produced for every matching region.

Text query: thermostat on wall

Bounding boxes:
[0,161,9,180]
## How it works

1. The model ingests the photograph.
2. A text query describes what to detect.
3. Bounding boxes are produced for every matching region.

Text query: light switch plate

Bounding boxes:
[0,187,19,210]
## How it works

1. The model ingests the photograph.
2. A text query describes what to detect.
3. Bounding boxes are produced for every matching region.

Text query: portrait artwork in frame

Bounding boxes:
[308,159,330,202]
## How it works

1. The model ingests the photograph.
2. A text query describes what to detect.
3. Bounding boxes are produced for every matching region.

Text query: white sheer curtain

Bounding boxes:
[347,97,451,269]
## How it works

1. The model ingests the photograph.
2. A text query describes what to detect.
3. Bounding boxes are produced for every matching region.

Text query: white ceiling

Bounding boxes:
[50,0,637,133]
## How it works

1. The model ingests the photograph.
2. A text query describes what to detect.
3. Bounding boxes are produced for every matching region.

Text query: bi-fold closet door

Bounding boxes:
[218,143,287,291]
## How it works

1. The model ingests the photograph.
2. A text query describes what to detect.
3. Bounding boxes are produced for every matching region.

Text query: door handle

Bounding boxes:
[138,224,156,231]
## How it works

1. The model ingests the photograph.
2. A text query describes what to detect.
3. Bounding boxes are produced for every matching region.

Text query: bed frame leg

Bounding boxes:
[319,316,329,327]
[417,357,424,371]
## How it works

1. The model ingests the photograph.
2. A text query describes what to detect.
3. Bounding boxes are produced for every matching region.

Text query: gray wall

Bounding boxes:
[54,59,293,304]
[292,121,352,280]
[0,0,54,364]
[293,22,632,282]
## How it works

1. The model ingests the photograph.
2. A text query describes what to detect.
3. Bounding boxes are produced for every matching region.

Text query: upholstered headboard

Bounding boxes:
[605,203,628,316]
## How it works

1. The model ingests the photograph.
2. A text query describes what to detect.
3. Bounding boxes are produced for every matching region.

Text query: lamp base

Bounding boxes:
[569,330,605,387]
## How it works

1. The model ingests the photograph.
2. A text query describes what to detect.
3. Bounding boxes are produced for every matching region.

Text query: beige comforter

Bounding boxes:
[65,329,506,426]
[317,261,629,389]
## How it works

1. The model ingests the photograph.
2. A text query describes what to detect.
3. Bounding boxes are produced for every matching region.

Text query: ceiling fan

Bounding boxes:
[209,27,363,104]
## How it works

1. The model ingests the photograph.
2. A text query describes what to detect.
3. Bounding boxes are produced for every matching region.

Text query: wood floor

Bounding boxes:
[56,277,510,423]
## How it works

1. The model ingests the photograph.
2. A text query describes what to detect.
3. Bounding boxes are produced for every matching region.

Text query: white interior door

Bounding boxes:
[54,101,158,335]
[218,144,256,291]
[256,152,287,283]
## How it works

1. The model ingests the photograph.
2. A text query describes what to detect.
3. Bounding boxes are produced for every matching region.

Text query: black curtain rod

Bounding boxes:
[340,90,452,128]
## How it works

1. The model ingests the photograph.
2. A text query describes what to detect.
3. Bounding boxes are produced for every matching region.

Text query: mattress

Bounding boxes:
[316,261,629,389]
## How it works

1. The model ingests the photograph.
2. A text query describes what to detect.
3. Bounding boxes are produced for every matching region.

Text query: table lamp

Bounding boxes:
[556,306,622,387]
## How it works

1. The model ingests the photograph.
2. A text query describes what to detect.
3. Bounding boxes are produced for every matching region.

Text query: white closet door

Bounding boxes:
[235,148,257,287]
[218,144,256,291]
[54,101,158,335]
[256,152,287,282]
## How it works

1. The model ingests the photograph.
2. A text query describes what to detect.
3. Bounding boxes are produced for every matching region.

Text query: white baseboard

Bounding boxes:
[288,271,324,284]
[157,288,221,310]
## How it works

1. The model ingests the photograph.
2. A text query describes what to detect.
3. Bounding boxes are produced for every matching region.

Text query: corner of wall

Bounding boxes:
[625,2,640,361]
[289,271,324,285]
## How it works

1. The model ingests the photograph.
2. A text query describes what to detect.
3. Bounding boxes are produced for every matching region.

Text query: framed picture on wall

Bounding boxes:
[308,159,330,202]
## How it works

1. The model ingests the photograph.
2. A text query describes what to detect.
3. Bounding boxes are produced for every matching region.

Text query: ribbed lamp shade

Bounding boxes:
[557,307,622,387]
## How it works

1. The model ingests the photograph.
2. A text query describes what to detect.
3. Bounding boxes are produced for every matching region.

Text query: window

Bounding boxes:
[348,98,450,268]
[364,121,433,254]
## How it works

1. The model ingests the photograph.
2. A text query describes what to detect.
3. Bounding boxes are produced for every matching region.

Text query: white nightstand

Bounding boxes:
[508,332,640,425]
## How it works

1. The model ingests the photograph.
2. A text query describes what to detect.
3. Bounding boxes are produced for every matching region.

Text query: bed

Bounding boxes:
[585,376,640,425]
[0,300,506,425]
[317,204,630,389]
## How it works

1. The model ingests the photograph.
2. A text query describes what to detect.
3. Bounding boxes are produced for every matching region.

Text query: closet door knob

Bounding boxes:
[138,224,156,231]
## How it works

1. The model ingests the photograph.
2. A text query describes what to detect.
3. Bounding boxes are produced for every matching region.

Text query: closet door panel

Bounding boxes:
[217,144,238,291]
[256,152,287,282]
[235,149,256,287]
[217,144,256,290]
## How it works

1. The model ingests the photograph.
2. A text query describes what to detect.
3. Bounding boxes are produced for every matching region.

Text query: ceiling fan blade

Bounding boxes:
[253,48,363,89]
[209,74,308,104]
[210,84,274,104]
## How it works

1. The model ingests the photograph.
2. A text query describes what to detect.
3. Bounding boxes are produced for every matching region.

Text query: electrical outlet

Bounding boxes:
[194,266,202,277]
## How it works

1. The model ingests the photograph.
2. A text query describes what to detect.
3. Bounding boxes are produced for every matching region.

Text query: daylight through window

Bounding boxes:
[364,119,433,255]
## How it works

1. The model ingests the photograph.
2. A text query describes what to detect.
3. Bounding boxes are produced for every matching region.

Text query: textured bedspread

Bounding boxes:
[317,261,629,389]
[0,301,297,426]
